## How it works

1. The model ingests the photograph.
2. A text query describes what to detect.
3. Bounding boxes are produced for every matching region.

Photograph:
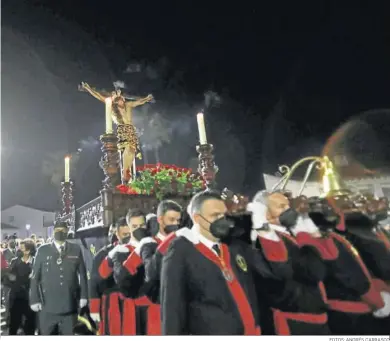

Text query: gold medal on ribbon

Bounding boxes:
[57,258,63,265]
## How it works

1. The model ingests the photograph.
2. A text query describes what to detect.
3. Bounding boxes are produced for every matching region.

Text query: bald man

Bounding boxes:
[249,191,329,335]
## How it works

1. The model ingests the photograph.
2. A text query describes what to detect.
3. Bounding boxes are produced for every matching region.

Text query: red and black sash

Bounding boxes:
[195,242,260,335]
[123,237,162,274]
[117,240,162,335]
[371,230,390,293]
[295,231,384,313]
[258,233,328,335]
[98,242,120,279]
[99,282,161,335]
[122,295,160,335]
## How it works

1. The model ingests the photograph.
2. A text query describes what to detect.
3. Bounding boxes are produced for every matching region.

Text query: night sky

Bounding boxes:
[2,0,390,211]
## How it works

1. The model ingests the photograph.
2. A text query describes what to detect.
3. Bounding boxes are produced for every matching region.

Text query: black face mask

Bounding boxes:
[132,228,151,241]
[9,241,16,249]
[279,208,299,228]
[163,225,179,235]
[54,231,67,242]
[200,215,234,239]
[120,235,131,245]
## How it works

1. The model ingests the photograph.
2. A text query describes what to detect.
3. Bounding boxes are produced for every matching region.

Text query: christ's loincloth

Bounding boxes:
[116,124,142,159]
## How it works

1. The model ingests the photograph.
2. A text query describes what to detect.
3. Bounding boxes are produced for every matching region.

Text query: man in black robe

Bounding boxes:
[118,200,182,304]
[248,191,329,335]
[160,190,282,335]
[110,209,161,335]
[338,208,390,334]
[291,200,387,335]
[88,217,130,335]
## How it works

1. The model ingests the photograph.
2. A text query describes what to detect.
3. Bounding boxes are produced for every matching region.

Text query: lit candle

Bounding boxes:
[64,156,70,182]
[132,158,136,182]
[197,113,207,145]
[105,98,113,134]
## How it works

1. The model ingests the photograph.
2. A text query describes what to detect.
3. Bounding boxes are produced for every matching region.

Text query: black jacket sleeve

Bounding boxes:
[347,231,390,281]
[89,247,109,314]
[3,258,17,288]
[77,245,88,300]
[112,251,142,297]
[29,247,44,305]
[160,238,188,335]
[292,244,327,284]
[254,236,327,313]
[247,237,293,280]
[139,242,160,283]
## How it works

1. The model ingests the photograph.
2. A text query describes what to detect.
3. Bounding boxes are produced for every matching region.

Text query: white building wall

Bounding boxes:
[1,205,55,239]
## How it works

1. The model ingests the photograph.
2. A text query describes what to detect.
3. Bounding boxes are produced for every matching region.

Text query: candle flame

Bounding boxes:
[65,155,71,161]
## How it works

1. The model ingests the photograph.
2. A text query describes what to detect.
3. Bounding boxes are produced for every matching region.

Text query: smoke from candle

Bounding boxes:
[204,90,222,108]
[113,80,125,89]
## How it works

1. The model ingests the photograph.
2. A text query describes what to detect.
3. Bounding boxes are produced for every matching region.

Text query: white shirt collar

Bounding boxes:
[53,241,66,252]
[156,232,166,241]
[191,224,219,254]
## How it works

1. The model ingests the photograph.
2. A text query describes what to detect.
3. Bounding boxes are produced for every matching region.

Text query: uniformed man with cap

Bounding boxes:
[29,221,88,335]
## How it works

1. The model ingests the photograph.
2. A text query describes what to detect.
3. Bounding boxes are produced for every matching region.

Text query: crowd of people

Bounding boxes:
[1,189,390,335]
[0,232,78,335]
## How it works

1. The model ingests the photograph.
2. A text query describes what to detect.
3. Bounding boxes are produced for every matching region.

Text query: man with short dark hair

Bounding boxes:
[160,190,281,335]
[108,209,161,334]
[88,217,130,335]
[156,200,183,240]
[29,221,88,335]
[146,214,158,236]
[3,237,17,264]
[121,200,182,304]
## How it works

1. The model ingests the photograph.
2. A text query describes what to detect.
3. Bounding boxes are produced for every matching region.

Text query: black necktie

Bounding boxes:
[59,245,64,255]
[212,244,221,257]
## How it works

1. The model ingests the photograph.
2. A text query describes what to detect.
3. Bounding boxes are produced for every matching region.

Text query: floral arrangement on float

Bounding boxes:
[117,163,205,200]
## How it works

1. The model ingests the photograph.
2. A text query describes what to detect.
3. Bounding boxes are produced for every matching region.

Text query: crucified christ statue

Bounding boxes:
[80,82,154,182]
